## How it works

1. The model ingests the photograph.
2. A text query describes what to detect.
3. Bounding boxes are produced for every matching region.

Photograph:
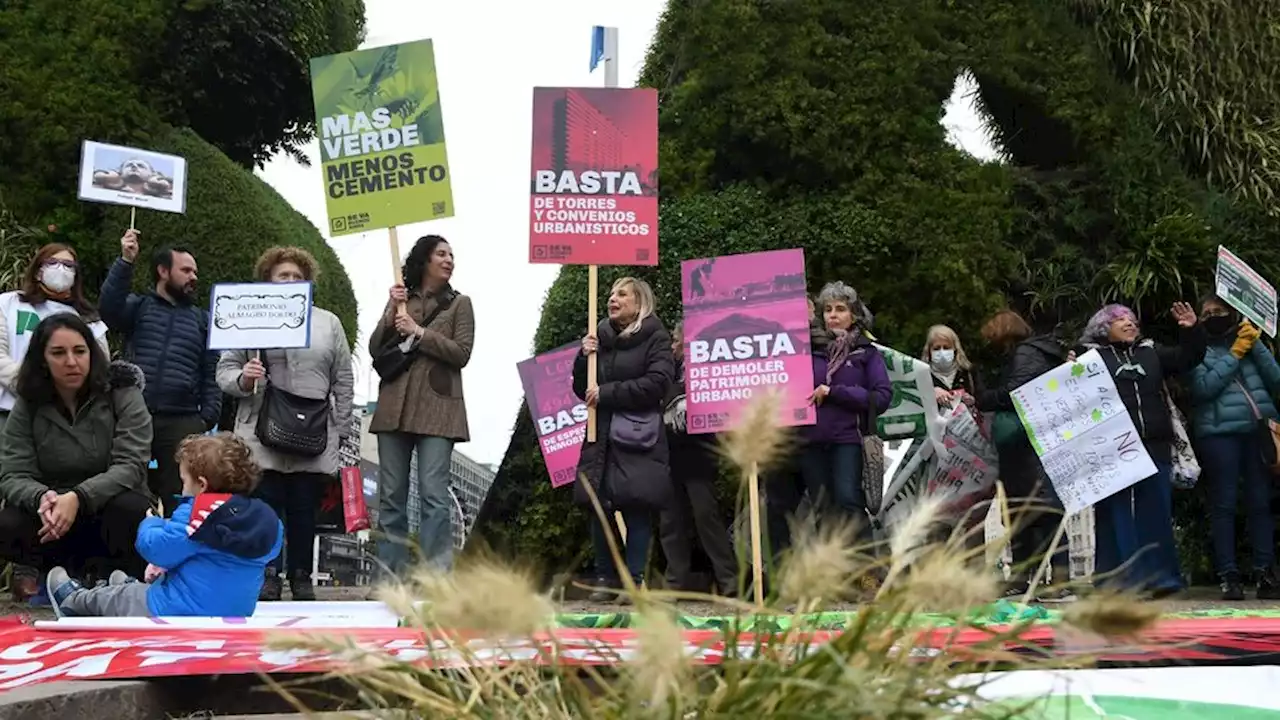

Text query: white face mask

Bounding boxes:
[40,264,76,294]
[931,348,956,367]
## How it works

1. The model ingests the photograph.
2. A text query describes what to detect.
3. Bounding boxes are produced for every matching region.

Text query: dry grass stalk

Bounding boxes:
[776,519,862,612]
[1062,591,1162,638]
[719,387,789,474]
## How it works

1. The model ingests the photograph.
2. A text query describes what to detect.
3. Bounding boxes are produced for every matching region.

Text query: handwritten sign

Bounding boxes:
[1011,349,1155,514]
[207,281,313,351]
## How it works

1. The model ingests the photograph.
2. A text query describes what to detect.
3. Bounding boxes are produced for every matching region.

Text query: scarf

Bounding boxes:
[825,327,862,384]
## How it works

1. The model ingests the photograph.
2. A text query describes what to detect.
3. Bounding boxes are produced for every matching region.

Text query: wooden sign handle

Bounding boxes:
[587,265,599,443]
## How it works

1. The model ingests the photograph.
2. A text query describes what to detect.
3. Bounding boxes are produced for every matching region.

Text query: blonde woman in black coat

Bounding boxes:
[574,277,675,603]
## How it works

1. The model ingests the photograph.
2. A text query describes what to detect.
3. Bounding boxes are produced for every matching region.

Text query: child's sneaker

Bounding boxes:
[109,570,138,586]
[46,567,83,619]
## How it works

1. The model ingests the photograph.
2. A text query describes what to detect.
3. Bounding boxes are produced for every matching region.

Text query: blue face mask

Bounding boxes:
[931,349,955,368]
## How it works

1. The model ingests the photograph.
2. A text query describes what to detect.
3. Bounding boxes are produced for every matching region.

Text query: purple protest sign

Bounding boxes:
[517,343,585,487]
[680,249,816,435]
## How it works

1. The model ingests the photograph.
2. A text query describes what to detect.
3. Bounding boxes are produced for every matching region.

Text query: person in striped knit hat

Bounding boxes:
[47,433,282,617]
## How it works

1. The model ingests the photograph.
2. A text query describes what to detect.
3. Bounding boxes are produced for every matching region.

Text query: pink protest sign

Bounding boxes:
[680,249,815,435]
[517,343,585,487]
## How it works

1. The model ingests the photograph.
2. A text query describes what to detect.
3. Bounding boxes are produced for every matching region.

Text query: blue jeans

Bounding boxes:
[1093,461,1182,592]
[799,442,872,545]
[376,432,455,576]
[592,509,652,586]
[1199,432,1274,576]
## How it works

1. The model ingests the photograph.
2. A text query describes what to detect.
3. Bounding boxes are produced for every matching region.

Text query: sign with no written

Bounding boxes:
[1216,245,1278,337]
[208,281,313,351]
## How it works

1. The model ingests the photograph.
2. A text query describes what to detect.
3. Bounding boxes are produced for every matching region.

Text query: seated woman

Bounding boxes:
[0,314,154,583]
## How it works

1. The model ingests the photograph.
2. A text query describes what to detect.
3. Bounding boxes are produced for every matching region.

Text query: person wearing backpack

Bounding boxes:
[978,310,1072,601]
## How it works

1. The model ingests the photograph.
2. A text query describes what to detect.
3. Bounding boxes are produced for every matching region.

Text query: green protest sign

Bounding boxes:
[1216,245,1277,336]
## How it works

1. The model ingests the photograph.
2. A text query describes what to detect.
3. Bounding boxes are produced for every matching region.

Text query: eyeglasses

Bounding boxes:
[42,259,77,270]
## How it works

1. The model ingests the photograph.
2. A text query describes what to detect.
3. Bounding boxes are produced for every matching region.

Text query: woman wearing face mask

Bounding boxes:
[217,247,355,601]
[922,325,980,410]
[574,277,675,603]
[802,282,892,547]
[1077,302,1205,597]
[0,243,109,604]
[1189,296,1280,600]
[369,235,473,578]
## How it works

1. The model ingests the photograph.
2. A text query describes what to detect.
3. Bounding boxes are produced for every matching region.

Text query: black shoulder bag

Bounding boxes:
[254,351,330,457]
[371,289,456,384]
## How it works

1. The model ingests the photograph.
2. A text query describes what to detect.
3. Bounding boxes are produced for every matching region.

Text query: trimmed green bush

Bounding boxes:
[477,0,1280,582]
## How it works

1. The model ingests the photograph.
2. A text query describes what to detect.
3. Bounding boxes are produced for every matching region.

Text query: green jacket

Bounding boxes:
[0,361,153,513]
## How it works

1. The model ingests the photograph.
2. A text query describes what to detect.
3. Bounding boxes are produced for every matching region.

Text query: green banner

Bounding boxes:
[310,39,453,236]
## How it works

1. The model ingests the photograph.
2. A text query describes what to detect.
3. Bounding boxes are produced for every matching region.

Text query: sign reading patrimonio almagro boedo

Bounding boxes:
[528,87,658,265]
[309,39,454,237]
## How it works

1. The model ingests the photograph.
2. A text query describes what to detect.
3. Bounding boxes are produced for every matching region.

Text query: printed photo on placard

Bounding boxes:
[77,141,188,214]
[208,281,313,351]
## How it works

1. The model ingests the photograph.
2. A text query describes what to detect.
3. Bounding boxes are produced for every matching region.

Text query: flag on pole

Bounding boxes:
[590,26,605,72]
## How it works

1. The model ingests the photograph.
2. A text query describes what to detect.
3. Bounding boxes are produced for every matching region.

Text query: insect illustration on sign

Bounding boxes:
[349,45,400,110]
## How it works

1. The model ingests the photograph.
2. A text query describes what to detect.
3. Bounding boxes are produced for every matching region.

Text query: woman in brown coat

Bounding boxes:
[368,235,474,576]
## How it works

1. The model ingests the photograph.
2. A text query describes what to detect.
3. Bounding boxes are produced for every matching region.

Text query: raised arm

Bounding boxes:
[1190,350,1241,403]
[73,387,153,513]
[0,400,50,512]
[98,258,144,335]
[136,502,200,570]
[416,295,475,368]
[597,330,675,412]
[1156,322,1208,377]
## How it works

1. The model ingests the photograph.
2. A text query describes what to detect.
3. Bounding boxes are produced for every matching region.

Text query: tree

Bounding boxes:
[147,0,367,167]
[476,0,1280,582]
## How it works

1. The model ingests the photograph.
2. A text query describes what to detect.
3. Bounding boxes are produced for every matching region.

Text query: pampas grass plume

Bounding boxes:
[400,560,555,636]
[629,605,692,710]
[778,521,860,609]
[1063,592,1161,638]
[721,388,788,474]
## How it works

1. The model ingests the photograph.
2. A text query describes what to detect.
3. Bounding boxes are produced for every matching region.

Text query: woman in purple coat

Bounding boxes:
[802,282,893,547]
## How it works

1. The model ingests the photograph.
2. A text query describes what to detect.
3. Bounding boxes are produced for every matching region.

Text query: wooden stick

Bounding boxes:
[252,349,261,395]
[129,207,136,230]
[586,265,599,443]
[615,511,627,544]
[748,461,765,608]
[389,226,406,315]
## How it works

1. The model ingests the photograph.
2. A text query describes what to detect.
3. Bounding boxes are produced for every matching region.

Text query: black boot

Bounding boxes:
[259,570,283,601]
[289,570,316,601]
[1221,571,1245,601]
[1257,568,1280,600]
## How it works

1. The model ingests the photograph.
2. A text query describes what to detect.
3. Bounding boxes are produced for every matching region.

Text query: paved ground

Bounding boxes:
[4,584,1279,621]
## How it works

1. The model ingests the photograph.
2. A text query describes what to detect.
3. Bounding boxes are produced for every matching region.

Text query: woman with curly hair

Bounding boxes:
[216,247,354,600]
[1076,301,1205,597]
[369,235,474,577]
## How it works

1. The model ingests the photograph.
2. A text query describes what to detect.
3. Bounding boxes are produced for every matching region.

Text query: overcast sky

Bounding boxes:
[256,0,996,467]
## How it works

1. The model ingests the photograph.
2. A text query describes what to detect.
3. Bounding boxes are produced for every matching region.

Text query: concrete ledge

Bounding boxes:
[0,675,357,719]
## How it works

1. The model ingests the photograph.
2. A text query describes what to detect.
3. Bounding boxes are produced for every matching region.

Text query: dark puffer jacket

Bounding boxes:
[99,258,220,427]
[977,335,1066,500]
[1079,324,1207,463]
[572,314,675,512]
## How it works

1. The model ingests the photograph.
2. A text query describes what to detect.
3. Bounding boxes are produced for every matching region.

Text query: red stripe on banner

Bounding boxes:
[4,616,1280,689]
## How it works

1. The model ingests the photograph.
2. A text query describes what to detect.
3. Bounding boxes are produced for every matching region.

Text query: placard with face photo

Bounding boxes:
[77,140,188,214]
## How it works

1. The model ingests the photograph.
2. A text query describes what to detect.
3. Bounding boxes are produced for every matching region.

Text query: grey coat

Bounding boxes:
[216,307,355,476]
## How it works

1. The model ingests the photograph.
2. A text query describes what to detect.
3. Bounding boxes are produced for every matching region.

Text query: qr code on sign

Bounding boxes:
[432,202,447,217]
[636,249,650,262]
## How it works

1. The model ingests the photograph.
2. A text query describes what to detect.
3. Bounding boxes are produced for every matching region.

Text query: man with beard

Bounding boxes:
[99,229,220,515]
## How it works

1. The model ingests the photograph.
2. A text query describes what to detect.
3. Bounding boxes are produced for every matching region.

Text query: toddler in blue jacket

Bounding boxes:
[49,432,283,618]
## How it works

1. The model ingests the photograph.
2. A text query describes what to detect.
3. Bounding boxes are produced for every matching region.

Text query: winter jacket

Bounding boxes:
[368,285,474,441]
[0,361,153,513]
[572,314,675,511]
[216,307,355,475]
[977,335,1065,413]
[932,367,982,396]
[804,331,892,445]
[977,335,1066,503]
[1190,340,1280,438]
[98,258,221,427]
[137,493,283,616]
[1079,324,1207,463]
